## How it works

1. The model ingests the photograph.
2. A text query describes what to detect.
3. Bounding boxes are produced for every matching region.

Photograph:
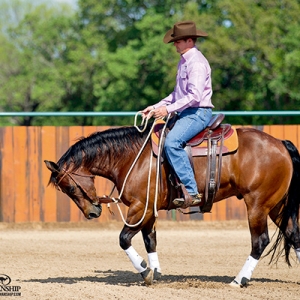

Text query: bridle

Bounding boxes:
[54,168,99,205]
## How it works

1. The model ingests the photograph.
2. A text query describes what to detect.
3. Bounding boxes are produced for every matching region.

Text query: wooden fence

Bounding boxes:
[0,125,300,223]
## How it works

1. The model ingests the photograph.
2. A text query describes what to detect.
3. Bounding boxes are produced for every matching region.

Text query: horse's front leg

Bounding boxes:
[119,225,154,284]
[141,216,162,281]
[119,212,153,285]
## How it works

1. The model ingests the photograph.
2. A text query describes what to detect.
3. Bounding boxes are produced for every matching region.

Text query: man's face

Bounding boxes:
[173,39,190,54]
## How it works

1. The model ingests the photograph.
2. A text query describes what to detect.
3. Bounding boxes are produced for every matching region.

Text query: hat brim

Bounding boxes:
[163,28,208,44]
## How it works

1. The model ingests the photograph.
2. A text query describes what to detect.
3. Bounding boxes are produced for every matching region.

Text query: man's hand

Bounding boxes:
[141,106,155,119]
[152,106,168,119]
[141,106,168,119]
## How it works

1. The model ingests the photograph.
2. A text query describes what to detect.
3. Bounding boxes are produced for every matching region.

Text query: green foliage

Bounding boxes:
[196,0,300,124]
[0,0,300,125]
[0,0,76,125]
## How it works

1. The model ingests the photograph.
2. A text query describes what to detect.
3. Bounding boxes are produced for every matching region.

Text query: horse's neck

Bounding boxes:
[93,146,145,184]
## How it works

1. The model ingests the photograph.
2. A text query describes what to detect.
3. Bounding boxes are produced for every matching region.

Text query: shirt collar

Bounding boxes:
[181,46,197,62]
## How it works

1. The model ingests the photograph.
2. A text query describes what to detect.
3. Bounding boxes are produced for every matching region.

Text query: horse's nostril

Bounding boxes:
[88,213,99,219]
[88,204,102,219]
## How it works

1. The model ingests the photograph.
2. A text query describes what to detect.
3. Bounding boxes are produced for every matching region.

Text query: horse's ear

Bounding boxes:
[44,160,59,176]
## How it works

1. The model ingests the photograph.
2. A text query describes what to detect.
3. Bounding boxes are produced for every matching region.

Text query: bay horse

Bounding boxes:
[44,121,300,287]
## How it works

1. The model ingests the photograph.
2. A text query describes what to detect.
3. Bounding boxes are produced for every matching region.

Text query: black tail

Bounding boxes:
[266,140,300,266]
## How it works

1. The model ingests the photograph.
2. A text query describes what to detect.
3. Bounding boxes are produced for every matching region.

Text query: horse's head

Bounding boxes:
[44,160,102,219]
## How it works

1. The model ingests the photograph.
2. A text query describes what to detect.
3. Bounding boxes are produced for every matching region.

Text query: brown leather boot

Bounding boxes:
[173,193,202,207]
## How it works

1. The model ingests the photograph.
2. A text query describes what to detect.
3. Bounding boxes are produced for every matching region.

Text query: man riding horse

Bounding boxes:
[142,21,214,208]
[45,20,300,287]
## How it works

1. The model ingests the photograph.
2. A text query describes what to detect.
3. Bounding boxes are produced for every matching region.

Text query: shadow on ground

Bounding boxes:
[21,270,298,287]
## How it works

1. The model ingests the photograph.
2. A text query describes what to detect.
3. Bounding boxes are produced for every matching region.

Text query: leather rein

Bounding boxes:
[55,168,99,205]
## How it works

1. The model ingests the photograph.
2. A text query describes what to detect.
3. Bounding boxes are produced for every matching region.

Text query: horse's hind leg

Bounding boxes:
[296,206,300,261]
[230,209,270,288]
[269,201,300,263]
[141,216,162,280]
[289,207,300,262]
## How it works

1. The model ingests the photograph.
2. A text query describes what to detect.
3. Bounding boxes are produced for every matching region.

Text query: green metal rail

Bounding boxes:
[0,111,300,117]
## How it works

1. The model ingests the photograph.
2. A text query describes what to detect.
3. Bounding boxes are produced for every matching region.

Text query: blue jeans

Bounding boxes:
[164,107,212,195]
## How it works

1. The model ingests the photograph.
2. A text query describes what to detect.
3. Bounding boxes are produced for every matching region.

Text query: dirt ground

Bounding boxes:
[0,220,299,300]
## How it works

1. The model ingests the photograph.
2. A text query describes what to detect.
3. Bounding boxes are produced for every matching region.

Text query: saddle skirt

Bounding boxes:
[151,119,238,157]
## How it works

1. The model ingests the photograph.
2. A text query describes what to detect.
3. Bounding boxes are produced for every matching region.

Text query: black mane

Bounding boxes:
[57,124,152,171]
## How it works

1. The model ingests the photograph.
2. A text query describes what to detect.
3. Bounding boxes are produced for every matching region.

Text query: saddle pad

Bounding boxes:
[151,120,238,157]
[190,127,238,156]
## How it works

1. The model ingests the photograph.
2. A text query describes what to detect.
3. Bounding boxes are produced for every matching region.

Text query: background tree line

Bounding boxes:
[0,0,299,126]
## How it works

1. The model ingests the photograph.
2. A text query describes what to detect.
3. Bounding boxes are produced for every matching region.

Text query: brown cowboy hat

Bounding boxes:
[163,21,208,44]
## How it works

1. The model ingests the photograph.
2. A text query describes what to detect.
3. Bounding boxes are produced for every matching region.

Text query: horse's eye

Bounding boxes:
[68,186,76,194]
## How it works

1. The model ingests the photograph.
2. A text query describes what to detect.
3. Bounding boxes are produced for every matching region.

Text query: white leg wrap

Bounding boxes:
[295,248,300,262]
[233,256,259,285]
[125,246,147,273]
[148,252,161,273]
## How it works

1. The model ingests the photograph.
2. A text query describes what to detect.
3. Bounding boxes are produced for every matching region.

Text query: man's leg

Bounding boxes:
[164,108,212,202]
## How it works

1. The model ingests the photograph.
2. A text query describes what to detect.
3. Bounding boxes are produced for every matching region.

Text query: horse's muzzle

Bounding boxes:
[87,204,102,219]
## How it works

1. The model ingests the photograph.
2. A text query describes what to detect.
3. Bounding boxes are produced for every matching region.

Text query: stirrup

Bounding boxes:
[173,198,185,207]
[173,194,202,208]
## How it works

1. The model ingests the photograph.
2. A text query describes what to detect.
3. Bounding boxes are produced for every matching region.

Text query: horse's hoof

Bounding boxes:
[153,268,161,281]
[229,278,249,288]
[240,277,249,287]
[229,279,242,288]
[140,268,153,285]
